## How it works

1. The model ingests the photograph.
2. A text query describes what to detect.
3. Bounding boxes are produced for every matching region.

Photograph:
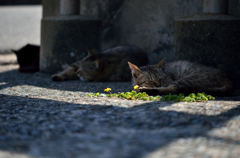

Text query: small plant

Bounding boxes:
[87,87,161,101]
[161,92,215,102]
[134,85,139,90]
[104,88,112,94]
[160,93,185,102]
[87,86,215,102]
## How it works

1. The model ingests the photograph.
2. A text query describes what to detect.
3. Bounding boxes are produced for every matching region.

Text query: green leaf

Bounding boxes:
[189,93,197,98]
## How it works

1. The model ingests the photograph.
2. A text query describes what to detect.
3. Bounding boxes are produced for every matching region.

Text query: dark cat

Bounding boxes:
[128,58,233,96]
[12,44,40,73]
[52,46,149,82]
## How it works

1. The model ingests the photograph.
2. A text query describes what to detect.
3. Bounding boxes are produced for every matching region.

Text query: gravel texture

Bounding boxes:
[1,63,240,158]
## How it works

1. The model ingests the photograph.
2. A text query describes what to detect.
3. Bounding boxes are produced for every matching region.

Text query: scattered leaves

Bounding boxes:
[161,93,215,102]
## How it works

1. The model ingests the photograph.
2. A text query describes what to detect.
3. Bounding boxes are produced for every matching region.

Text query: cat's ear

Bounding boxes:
[94,59,103,70]
[11,49,17,54]
[87,47,97,56]
[128,62,142,78]
[156,57,166,71]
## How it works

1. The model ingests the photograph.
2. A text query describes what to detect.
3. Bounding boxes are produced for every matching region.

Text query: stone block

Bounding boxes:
[42,0,60,18]
[174,14,240,88]
[40,15,101,74]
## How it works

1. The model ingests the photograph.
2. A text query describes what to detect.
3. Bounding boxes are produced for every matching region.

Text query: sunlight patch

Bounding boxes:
[0,85,149,108]
[158,102,240,116]
[0,151,34,158]
[144,137,240,158]
[0,82,7,85]
[208,115,240,141]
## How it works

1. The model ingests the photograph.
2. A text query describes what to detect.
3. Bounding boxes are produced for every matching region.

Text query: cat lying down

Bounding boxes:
[52,46,149,82]
[128,58,234,96]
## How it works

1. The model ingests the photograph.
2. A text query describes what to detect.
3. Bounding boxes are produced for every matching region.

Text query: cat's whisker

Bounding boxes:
[77,75,86,82]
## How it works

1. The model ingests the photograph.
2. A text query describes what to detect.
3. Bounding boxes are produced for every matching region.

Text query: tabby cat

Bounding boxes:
[128,58,233,96]
[52,46,148,82]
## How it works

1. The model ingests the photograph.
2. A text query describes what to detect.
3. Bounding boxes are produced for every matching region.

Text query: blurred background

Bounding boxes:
[0,0,240,65]
[0,0,41,5]
[0,0,41,66]
[0,0,41,54]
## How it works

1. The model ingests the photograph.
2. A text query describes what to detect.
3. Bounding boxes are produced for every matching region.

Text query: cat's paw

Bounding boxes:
[138,86,149,91]
[139,86,149,90]
[137,86,148,93]
[135,86,147,93]
[138,87,159,96]
[51,74,63,81]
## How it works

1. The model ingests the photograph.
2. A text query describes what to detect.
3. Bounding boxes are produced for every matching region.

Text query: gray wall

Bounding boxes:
[42,0,240,64]
[42,0,59,17]
[228,0,240,16]
[80,0,203,64]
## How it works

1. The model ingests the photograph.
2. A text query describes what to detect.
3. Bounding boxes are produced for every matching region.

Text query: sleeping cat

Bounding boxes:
[52,46,148,81]
[128,58,233,96]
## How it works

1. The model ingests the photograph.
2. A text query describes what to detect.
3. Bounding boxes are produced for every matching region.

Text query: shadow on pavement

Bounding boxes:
[0,93,240,158]
[0,68,133,93]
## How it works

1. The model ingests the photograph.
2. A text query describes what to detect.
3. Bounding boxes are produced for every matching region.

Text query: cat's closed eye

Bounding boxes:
[137,81,146,86]
[139,80,158,87]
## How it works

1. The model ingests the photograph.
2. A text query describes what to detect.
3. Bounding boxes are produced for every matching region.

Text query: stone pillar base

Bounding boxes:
[174,14,240,88]
[40,15,101,74]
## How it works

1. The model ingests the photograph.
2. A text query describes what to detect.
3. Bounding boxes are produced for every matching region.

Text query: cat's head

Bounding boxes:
[128,58,172,88]
[76,47,104,82]
[12,44,40,66]
[12,44,40,73]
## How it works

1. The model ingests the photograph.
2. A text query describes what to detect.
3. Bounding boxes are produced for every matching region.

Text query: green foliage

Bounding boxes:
[160,93,185,102]
[161,92,215,102]
[87,88,215,102]
[87,90,161,101]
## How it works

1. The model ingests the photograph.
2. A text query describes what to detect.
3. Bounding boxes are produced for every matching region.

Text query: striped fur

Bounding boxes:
[52,46,148,82]
[128,58,233,96]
